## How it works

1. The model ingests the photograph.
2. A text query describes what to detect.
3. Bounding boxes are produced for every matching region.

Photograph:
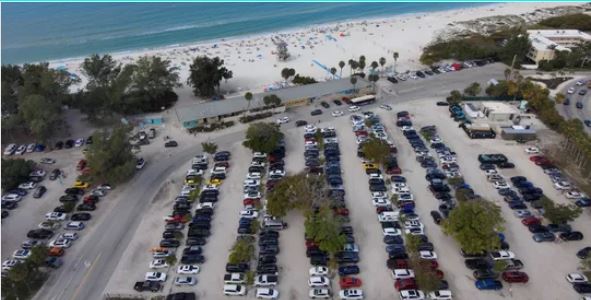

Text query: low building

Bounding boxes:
[175,78,370,129]
[463,103,485,120]
[526,29,591,64]
[480,102,521,122]
[500,125,537,141]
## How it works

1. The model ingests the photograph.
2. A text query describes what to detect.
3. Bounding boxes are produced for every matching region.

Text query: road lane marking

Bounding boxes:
[69,252,102,300]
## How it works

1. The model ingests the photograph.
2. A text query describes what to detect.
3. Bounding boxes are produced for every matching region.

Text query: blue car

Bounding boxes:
[576,198,591,207]
[475,279,503,290]
[338,265,360,276]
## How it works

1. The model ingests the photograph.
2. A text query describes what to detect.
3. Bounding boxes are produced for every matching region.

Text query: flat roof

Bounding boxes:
[175,78,370,123]
[501,127,537,134]
[481,102,521,114]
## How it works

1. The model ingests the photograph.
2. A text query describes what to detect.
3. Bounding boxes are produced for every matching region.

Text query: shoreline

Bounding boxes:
[42,2,570,94]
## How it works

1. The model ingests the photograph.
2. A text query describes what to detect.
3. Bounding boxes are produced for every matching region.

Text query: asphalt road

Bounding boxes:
[33,63,509,300]
[555,77,591,134]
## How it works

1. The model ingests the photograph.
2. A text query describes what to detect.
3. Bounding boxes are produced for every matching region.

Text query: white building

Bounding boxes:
[526,29,591,63]
[480,102,521,122]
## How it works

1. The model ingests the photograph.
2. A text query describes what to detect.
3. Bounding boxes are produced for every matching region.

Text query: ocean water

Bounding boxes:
[1,2,484,64]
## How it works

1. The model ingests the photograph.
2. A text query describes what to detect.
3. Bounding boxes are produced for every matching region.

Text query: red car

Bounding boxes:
[305,240,318,249]
[387,258,409,270]
[386,166,402,175]
[529,155,545,162]
[243,198,260,206]
[502,271,529,283]
[334,207,349,216]
[394,278,417,290]
[434,269,444,279]
[521,216,541,226]
[83,195,99,205]
[76,159,87,171]
[339,277,362,289]
[354,130,368,137]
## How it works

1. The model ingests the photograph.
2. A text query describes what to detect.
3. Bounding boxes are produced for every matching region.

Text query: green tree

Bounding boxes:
[126,56,180,112]
[165,254,177,266]
[538,13,591,31]
[80,64,135,119]
[368,74,379,92]
[7,263,31,293]
[243,122,284,153]
[541,196,582,224]
[370,61,379,72]
[350,76,358,92]
[411,258,442,294]
[228,239,255,264]
[85,125,136,185]
[555,93,566,104]
[393,52,399,70]
[1,158,36,191]
[304,206,346,257]
[201,142,218,155]
[81,54,121,89]
[348,60,359,76]
[446,90,463,105]
[28,245,49,271]
[443,200,504,253]
[263,94,282,108]
[19,94,62,142]
[330,67,337,79]
[405,234,422,257]
[362,137,390,167]
[464,82,482,96]
[187,56,231,97]
[267,173,326,217]
[1,64,23,115]
[244,92,253,112]
[338,61,346,77]
[379,57,386,71]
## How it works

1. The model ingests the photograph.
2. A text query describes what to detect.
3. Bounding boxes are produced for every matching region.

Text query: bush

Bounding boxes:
[292,74,318,85]
[538,13,591,31]
[1,159,36,191]
[189,121,235,133]
[239,112,274,123]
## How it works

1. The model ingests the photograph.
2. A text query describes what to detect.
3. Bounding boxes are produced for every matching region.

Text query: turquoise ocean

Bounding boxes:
[1,3,485,64]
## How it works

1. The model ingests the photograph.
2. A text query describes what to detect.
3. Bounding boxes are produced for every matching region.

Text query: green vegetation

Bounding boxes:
[228,239,255,264]
[85,125,136,185]
[411,258,443,294]
[262,94,282,108]
[1,158,36,191]
[537,45,591,71]
[201,142,218,155]
[541,196,582,224]
[164,254,177,266]
[1,63,74,141]
[537,13,591,31]
[446,90,463,105]
[1,245,50,300]
[242,122,284,153]
[463,82,482,96]
[187,55,232,97]
[443,200,504,253]
[280,68,296,81]
[420,30,530,67]
[266,173,326,217]
[361,137,391,167]
[292,74,318,85]
[304,206,347,257]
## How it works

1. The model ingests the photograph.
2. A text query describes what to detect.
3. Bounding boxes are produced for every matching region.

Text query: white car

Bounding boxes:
[400,289,425,300]
[343,243,360,252]
[276,117,290,124]
[45,212,67,221]
[339,289,364,300]
[567,87,576,94]
[554,181,571,190]
[149,259,169,269]
[177,264,200,274]
[419,251,437,260]
[38,221,60,230]
[398,193,414,201]
[348,105,360,112]
[30,170,46,177]
[309,266,329,276]
[566,272,588,283]
[40,158,56,164]
[49,238,72,248]
[247,172,262,180]
[401,126,414,132]
[392,269,415,280]
[428,290,452,300]
[223,284,247,296]
[18,181,37,189]
[253,152,267,159]
[524,146,540,154]
[565,190,585,199]
[256,288,279,299]
[404,220,424,230]
[576,80,585,86]
[2,259,18,271]
[195,202,215,210]
[240,209,259,219]
[513,210,532,218]
[490,250,515,260]
[2,194,22,202]
[392,187,411,194]
[269,169,286,177]
[74,138,85,147]
[174,276,196,286]
[3,144,16,155]
[145,272,167,282]
[15,144,26,155]
[244,191,261,199]
[379,104,393,111]
[152,249,174,258]
[13,249,31,260]
[244,179,261,187]
[308,276,330,287]
[309,288,332,299]
[492,181,510,189]
[378,211,400,222]
[332,110,344,117]
[372,197,390,207]
[405,227,425,235]
[305,125,318,133]
[64,221,85,231]
[255,274,278,287]
[60,232,79,240]
[383,228,402,236]
[484,169,497,176]
[136,158,146,170]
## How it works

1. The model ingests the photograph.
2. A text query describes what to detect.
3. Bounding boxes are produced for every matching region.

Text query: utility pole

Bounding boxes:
[509,54,517,81]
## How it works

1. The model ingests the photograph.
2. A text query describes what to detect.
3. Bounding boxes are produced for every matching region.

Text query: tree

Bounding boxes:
[1,64,23,115]
[243,122,284,153]
[446,90,463,105]
[228,239,254,264]
[127,55,180,112]
[350,77,358,92]
[81,54,121,90]
[330,67,337,79]
[541,196,582,224]
[1,158,36,191]
[555,93,566,104]
[379,57,386,72]
[281,68,290,81]
[80,63,135,119]
[338,61,346,77]
[362,137,390,167]
[165,254,177,266]
[358,59,366,73]
[405,234,422,257]
[201,142,218,155]
[187,56,231,97]
[498,32,531,67]
[85,125,136,185]
[7,262,31,293]
[348,60,359,76]
[267,173,326,217]
[443,200,504,253]
[368,74,379,92]
[304,206,347,257]
[370,61,379,73]
[411,258,442,294]
[244,92,254,112]
[263,94,282,110]
[393,52,399,70]
[464,82,481,96]
[28,245,49,271]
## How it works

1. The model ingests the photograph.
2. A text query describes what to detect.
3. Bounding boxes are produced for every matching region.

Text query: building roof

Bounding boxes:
[175,78,370,123]
[527,29,591,52]
[501,127,537,134]
[481,102,521,114]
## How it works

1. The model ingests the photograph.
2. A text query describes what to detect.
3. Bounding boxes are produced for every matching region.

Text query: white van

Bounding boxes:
[263,219,287,231]
[223,284,246,296]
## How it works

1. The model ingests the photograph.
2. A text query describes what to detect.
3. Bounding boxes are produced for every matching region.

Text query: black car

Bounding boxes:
[160,239,180,248]
[574,283,591,294]
[64,139,75,148]
[320,101,330,108]
[560,231,584,241]
[54,141,64,150]
[383,235,404,245]
[2,211,8,218]
[71,213,92,221]
[473,269,498,280]
[464,258,490,270]
[188,228,210,237]
[387,77,398,84]
[295,120,308,127]
[497,162,515,169]
[1,200,18,210]
[258,255,277,264]
[49,169,61,180]
[33,186,47,198]
[77,203,96,211]
[164,140,178,147]
[333,99,342,106]
[528,224,548,233]
[436,101,450,106]
[260,230,279,238]
[430,211,442,224]
[310,255,328,266]
[311,109,323,116]
[576,102,584,109]
[27,229,54,239]
[65,187,85,196]
[226,263,250,273]
[186,237,207,246]
[181,254,205,264]
[6,188,27,196]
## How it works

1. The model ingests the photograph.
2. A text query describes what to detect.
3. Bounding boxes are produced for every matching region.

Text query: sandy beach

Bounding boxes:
[49,2,567,95]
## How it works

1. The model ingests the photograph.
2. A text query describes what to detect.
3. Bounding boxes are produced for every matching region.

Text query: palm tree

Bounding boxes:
[393,52,399,71]
[338,61,346,77]
[504,68,511,81]
[281,68,290,81]
[350,77,358,92]
[348,59,357,76]
[370,61,379,74]
[288,68,296,79]
[358,60,366,73]
[369,74,379,92]
[244,92,253,113]
[330,67,337,79]
[379,57,386,72]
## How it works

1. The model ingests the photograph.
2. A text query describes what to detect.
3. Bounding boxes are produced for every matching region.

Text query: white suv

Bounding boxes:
[223,284,246,296]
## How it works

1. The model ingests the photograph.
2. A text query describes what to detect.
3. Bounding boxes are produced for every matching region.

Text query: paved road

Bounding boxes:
[32,63,509,300]
[555,77,591,134]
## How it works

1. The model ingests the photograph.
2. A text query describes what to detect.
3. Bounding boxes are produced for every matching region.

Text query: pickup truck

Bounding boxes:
[134,281,162,292]
[224,273,246,284]
[503,259,524,271]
